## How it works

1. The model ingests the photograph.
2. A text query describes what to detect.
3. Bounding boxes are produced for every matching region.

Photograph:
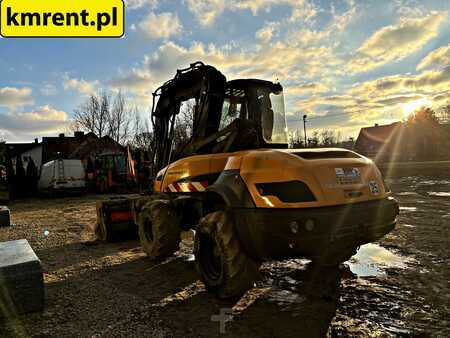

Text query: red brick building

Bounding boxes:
[7,132,125,172]
[355,122,404,162]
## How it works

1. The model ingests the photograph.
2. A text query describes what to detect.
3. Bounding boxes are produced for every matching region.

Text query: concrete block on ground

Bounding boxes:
[0,239,45,316]
[0,206,10,227]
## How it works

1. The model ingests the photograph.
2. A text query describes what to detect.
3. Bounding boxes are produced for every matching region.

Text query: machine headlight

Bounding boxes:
[304,219,315,231]
[289,221,299,234]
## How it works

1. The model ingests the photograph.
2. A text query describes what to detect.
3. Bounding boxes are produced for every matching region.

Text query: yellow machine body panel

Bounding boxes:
[155,148,390,209]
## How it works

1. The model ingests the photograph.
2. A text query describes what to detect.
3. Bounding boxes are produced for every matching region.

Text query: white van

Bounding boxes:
[38,159,86,193]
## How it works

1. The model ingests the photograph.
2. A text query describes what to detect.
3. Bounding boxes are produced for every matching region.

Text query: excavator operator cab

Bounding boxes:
[220,79,288,149]
[151,62,289,172]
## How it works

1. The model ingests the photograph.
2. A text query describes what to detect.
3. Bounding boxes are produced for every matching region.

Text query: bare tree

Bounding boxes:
[73,91,133,145]
[320,129,337,147]
[308,131,320,147]
[73,92,110,137]
[288,129,305,148]
[98,92,110,137]
[172,100,195,156]
[108,92,131,144]
[437,103,450,124]
[132,109,154,152]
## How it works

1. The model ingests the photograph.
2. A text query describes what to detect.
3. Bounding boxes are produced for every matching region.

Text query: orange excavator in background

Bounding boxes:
[94,148,136,193]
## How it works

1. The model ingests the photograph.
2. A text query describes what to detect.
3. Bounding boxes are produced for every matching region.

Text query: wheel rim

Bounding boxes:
[199,233,222,282]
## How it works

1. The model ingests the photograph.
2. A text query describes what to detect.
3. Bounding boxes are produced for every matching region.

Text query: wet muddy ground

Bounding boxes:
[331,175,450,337]
[0,174,449,337]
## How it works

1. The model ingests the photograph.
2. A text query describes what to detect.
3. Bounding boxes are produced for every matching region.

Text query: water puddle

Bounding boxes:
[267,289,306,306]
[399,206,417,212]
[427,192,450,197]
[396,192,419,196]
[401,224,415,228]
[345,244,407,277]
[417,179,450,186]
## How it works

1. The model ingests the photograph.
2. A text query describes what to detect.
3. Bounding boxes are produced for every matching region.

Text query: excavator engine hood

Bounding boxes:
[213,148,391,209]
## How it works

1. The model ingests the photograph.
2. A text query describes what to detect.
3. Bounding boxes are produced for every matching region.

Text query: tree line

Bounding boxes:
[73,92,450,162]
[400,106,450,161]
[289,105,450,161]
[289,129,355,149]
[71,92,195,187]
[72,92,193,154]
[72,91,139,146]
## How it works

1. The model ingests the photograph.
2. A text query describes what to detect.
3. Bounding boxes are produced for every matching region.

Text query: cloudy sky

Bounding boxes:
[1,0,449,142]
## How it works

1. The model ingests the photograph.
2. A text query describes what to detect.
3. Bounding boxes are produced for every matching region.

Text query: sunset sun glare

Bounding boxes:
[402,98,432,118]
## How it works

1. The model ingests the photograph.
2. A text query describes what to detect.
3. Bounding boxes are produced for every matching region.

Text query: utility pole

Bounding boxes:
[303,115,307,147]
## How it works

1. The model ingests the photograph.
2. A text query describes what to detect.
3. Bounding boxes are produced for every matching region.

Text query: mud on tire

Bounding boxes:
[194,210,261,299]
[138,199,181,259]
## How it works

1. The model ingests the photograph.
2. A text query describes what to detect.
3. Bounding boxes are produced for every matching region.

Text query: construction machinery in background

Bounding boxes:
[95,62,399,298]
[94,150,136,193]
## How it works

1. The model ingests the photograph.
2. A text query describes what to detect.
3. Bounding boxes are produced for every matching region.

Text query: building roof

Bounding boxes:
[6,142,41,157]
[41,132,95,160]
[6,132,125,162]
[70,135,125,159]
[356,122,403,145]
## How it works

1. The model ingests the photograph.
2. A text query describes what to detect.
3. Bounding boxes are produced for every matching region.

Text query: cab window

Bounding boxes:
[219,88,248,131]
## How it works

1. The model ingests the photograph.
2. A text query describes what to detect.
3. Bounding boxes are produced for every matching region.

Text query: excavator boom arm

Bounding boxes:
[151,62,226,172]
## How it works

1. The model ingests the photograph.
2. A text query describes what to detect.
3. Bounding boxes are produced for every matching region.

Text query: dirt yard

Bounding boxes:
[0,174,449,337]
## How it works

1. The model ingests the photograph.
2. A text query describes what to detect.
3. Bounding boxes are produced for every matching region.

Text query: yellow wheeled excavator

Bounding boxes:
[95,62,399,298]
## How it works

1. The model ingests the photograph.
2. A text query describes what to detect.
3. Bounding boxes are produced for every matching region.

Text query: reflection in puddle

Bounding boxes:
[396,192,419,196]
[427,191,450,197]
[345,244,407,277]
[401,224,415,228]
[399,206,417,212]
[267,289,306,306]
[417,179,450,186]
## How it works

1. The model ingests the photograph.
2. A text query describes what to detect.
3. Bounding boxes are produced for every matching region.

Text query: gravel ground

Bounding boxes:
[0,174,449,337]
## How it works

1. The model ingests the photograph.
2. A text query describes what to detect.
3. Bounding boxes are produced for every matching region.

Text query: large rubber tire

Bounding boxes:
[138,199,181,259]
[194,210,260,299]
